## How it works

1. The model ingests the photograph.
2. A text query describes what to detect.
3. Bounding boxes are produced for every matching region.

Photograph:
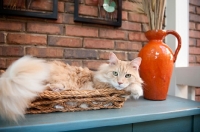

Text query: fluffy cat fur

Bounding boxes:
[0,52,143,122]
[0,56,49,122]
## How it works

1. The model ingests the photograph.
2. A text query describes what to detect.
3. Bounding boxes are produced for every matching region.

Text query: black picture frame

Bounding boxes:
[74,0,122,27]
[0,0,58,19]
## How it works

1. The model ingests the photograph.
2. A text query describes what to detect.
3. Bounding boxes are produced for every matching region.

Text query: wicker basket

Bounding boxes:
[26,88,131,114]
[0,70,130,114]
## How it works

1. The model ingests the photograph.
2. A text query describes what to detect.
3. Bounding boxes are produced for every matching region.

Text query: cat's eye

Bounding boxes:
[112,71,118,76]
[125,74,131,78]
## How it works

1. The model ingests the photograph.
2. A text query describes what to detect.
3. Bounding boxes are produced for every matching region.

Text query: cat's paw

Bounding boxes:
[132,93,140,100]
[131,88,143,100]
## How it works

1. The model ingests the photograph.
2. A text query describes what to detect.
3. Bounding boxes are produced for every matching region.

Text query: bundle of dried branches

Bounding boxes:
[131,0,166,30]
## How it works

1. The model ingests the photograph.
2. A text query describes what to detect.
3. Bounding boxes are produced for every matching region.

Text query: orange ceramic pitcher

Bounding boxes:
[138,30,181,100]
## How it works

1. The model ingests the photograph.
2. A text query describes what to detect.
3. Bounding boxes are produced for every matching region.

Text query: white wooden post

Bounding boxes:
[175,67,200,100]
[166,0,189,99]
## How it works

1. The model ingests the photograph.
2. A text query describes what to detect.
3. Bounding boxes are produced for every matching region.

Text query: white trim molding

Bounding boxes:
[166,0,189,99]
[175,67,200,100]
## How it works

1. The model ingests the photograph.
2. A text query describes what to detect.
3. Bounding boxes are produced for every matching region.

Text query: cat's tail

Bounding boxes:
[0,56,49,122]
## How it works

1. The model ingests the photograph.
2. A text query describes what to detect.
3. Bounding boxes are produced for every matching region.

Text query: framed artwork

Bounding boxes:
[74,0,122,27]
[0,0,58,19]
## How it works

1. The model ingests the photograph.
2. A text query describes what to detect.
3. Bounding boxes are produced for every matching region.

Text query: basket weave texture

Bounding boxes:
[26,88,130,114]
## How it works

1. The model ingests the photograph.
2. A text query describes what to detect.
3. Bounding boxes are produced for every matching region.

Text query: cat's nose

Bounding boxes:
[118,82,123,85]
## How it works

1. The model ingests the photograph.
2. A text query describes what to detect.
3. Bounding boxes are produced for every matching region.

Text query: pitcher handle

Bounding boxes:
[166,30,182,63]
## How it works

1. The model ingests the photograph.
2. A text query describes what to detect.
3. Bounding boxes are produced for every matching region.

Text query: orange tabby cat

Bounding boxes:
[0,52,143,122]
[93,52,143,99]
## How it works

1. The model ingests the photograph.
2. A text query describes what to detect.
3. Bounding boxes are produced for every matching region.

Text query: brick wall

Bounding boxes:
[1,0,199,101]
[189,0,200,102]
[0,0,147,71]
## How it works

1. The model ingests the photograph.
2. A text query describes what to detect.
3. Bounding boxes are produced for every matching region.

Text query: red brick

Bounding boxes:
[189,5,196,13]
[82,22,113,29]
[189,38,196,46]
[189,30,200,38]
[99,51,126,60]
[0,46,24,57]
[190,0,200,6]
[189,55,196,63]
[30,0,53,11]
[195,96,200,102]
[99,29,126,40]
[26,47,63,58]
[190,14,200,22]
[79,5,98,17]
[98,51,110,60]
[27,23,63,35]
[7,33,47,45]
[46,13,63,24]
[120,21,141,31]
[197,7,200,14]
[0,58,6,69]
[0,21,25,31]
[197,39,200,47]
[0,58,18,69]
[122,11,128,20]
[32,1,64,12]
[197,23,200,30]
[116,41,142,51]
[128,52,139,60]
[196,56,200,63]
[189,47,200,55]
[83,60,106,71]
[65,3,74,13]
[85,0,99,5]
[63,14,78,24]
[122,1,138,11]
[64,49,97,59]
[129,32,147,41]
[84,38,114,49]
[129,12,148,23]
[195,88,200,95]
[99,51,110,60]
[189,22,196,30]
[48,36,82,47]
[190,30,200,39]
[0,33,5,43]
[58,1,65,12]
[66,25,98,37]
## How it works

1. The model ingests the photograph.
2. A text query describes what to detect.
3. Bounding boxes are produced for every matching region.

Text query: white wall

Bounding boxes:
[166,0,189,99]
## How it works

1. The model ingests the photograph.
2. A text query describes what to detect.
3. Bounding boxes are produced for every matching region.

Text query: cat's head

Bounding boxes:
[95,52,143,90]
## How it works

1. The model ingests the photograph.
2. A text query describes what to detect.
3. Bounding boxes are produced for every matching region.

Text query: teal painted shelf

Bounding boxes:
[0,96,200,132]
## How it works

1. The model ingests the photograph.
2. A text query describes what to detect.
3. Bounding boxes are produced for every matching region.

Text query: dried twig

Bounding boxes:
[132,0,166,30]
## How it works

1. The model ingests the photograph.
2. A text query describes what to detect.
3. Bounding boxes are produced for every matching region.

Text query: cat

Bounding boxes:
[0,52,143,122]
[93,52,143,99]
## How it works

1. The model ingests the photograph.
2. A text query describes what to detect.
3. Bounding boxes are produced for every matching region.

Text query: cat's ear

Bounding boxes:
[131,57,142,70]
[108,52,118,65]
